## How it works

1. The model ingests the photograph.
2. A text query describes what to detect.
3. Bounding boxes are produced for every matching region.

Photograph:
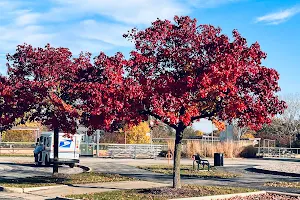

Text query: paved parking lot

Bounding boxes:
[80,157,300,193]
[0,156,299,199]
[0,157,83,179]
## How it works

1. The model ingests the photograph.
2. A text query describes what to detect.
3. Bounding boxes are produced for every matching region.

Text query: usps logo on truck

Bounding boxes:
[59,140,72,148]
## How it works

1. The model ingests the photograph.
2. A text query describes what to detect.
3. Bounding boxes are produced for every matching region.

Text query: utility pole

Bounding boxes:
[96,130,100,157]
[53,127,59,174]
[149,115,155,157]
[211,122,214,156]
[125,131,127,145]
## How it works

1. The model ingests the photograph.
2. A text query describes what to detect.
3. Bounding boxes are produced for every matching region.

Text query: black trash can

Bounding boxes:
[214,153,224,166]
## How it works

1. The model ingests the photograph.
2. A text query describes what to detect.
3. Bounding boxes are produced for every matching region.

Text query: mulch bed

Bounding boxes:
[223,193,300,200]
[136,185,255,199]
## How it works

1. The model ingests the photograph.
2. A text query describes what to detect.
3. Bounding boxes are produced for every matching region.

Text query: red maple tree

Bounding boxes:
[121,16,286,188]
[5,44,88,173]
[73,52,128,133]
[4,44,131,173]
[1,15,287,189]
[0,76,23,131]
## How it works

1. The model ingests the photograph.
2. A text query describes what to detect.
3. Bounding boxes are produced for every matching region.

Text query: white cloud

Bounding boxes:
[0,25,55,52]
[76,20,132,47]
[49,0,189,25]
[193,119,217,133]
[14,11,41,26]
[188,0,241,8]
[0,0,190,74]
[0,1,22,13]
[0,0,212,74]
[0,56,7,75]
[0,0,189,53]
[0,22,118,56]
[256,6,300,25]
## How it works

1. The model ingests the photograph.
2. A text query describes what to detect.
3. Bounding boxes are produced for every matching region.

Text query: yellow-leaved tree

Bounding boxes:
[241,131,256,139]
[194,130,204,136]
[125,122,151,144]
[2,121,44,142]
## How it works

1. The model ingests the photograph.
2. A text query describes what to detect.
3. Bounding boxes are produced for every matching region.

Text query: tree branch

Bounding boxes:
[140,110,177,129]
[191,111,217,122]
[191,97,224,122]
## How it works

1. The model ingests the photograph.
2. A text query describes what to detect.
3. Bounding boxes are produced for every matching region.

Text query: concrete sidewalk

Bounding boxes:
[0,192,47,200]
[18,181,169,199]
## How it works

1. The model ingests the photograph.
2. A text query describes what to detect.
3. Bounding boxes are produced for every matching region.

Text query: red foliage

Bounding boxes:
[122,16,286,131]
[0,15,287,188]
[5,44,88,133]
[0,76,23,130]
[1,16,286,136]
[72,52,137,133]
[212,120,225,131]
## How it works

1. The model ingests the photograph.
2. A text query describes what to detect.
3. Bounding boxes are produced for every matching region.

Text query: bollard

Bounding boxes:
[166,150,172,165]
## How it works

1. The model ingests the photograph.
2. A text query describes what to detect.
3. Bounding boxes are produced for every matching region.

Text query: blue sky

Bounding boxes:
[0,0,299,132]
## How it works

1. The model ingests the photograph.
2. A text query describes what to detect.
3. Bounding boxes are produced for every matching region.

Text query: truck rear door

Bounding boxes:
[59,135,76,159]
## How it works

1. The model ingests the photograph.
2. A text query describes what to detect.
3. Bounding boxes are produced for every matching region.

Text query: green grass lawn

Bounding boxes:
[137,165,240,178]
[67,185,257,200]
[264,181,300,188]
[0,172,135,188]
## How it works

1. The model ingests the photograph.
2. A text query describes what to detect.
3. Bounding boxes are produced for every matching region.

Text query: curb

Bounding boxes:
[247,167,300,177]
[75,164,92,172]
[1,185,68,193]
[0,164,92,193]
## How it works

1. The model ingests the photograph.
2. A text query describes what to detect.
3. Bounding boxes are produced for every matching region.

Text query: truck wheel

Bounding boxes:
[69,163,75,168]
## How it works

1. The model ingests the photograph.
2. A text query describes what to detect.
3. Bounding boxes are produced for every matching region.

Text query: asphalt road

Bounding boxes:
[80,157,300,193]
[0,157,83,179]
[0,157,299,199]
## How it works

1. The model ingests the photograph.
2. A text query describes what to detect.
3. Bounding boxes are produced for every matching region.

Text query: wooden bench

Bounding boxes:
[192,154,210,171]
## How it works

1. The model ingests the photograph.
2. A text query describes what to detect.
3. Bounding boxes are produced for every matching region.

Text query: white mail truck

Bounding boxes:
[34,132,82,168]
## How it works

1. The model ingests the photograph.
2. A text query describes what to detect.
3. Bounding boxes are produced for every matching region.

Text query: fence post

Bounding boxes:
[96,130,100,157]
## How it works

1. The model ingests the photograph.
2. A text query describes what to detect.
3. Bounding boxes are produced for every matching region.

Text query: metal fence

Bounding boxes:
[80,143,168,158]
[106,144,165,159]
[0,142,35,155]
[257,147,300,158]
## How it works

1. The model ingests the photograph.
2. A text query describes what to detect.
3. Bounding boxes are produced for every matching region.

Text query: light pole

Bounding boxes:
[211,121,214,157]
[96,130,100,157]
[149,117,155,157]
[149,120,154,147]
[0,125,4,143]
[125,131,127,145]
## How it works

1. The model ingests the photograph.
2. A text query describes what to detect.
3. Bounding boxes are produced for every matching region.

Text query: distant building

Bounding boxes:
[219,124,234,141]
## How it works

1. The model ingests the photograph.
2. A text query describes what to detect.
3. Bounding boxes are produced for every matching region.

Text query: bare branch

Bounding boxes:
[191,97,224,122]
[140,110,177,129]
[191,111,216,122]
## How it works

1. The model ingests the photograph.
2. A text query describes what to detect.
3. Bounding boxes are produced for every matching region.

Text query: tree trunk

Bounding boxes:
[173,128,183,188]
[53,127,59,174]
